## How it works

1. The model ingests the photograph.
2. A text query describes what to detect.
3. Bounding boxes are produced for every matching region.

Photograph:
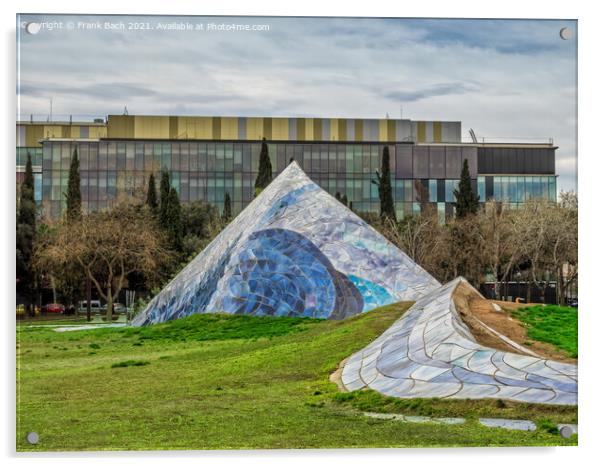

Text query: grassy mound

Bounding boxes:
[17,303,576,451]
[124,313,321,342]
[511,305,578,358]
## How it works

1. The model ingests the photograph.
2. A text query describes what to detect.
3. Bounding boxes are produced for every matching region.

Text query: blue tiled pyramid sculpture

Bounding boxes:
[133,162,440,326]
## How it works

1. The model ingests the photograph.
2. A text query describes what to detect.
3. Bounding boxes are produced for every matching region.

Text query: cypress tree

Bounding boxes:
[159,170,171,225]
[223,192,232,222]
[454,158,480,218]
[146,173,158,212]
[18,153,36,227]
[16,153,36,301]
[166,187,183,251]
[65,148,82,222]
[373,146,396,222]
[254,138,272,196]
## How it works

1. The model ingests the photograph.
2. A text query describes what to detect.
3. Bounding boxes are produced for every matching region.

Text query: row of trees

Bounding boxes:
[369,146,577,304]
[17,138,276,319]
[17,140,576,317]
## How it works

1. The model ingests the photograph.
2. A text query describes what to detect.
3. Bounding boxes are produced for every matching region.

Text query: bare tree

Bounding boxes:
[478,201,521,300]
[35,200,172,320]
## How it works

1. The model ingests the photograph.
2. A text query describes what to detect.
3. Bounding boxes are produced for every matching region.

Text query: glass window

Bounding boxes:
[549,176,557,202]
[445,179,459,202]
[401,179,411,202]
[116,143,126,170]
[126,143,135,171]
[517,176,525,202]
[437,202,446,224]
[540,176,549,200]
[524,176,533,200]
[477,176,486,201]
[107,143,117,170]
[429,179,437,202]
[61,143,72,170]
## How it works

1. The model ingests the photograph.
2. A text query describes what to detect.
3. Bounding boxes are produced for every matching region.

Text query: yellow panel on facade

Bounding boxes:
[354,119,363,142]
[313,119,322,141]
[297,119,305,141]
[417,121,426,143]
[338,119,347,142]
[25,126,44,146]
[220,117,238,140]
[134,116,170,139]
[305,118,314,140]
[378,120,389,142]
[108,115,135,138]
[387,119,396,142]
[433,121,442,143]
[263,118,272,140]
[329,119,339,141]
[271,118,289,140]
[246,117,264,140]
[212,117,221,140]
[184,117,213,139]
[89,126,108,139]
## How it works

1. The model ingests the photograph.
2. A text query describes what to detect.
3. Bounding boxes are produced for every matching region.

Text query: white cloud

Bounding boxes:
[17,15,577,192]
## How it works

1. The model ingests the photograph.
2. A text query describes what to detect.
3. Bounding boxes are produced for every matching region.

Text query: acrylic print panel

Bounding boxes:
[16,14,578,451]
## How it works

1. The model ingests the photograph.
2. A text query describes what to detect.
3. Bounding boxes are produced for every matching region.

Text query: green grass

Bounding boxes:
[511,305,578,358]
[16,304,577,451]
[111,360,151,368]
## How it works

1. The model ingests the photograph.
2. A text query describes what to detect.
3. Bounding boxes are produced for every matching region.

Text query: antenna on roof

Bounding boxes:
[386,112,390,119]
[123,105,129,116]
[469,128,478,143]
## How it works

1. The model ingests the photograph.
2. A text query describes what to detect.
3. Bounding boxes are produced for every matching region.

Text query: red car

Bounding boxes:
[44,303,65,314]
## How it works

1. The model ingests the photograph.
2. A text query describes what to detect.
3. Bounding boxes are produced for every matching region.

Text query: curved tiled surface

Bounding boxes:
[341,278,577,405]
[133,162,440,325]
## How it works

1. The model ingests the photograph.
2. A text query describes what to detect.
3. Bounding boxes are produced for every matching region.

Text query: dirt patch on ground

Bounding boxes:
[330,357,349,392]
[453,282,576,364]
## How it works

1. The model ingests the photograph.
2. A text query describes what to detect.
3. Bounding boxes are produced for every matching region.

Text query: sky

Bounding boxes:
[16,15,578,192]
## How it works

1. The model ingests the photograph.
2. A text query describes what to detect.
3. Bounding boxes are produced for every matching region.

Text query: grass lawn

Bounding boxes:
[511,305,578,358]
[16,303,577,451]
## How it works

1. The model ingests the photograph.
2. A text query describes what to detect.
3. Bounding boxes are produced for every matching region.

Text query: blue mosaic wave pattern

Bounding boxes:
[132,162,440,326]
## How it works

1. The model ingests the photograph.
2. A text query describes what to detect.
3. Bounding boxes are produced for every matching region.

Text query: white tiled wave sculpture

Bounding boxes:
[132,162,440,326]
[341,277,577,405]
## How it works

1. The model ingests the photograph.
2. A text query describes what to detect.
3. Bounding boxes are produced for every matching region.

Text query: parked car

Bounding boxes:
[567,298,578,308]
[79,300,102,314]
[44,303,65,314]
[100,303,126,314]
[113,303,126,314]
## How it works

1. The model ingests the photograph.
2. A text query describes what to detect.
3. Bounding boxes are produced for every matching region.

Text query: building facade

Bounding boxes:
[16,115,557,221]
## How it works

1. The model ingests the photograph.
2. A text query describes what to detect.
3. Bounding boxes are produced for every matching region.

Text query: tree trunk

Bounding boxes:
[86,276,92,322]
[106,287,113,321]
[50,274,57,304]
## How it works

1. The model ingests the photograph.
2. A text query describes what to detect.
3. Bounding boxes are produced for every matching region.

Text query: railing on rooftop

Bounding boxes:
[17,114,107,124]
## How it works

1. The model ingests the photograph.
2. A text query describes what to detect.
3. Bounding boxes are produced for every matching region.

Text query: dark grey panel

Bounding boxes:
[477,147,555,174]
[429,146,445,178]
[395,145,413,177]
[413,146,429,178]
[446,147,462,178]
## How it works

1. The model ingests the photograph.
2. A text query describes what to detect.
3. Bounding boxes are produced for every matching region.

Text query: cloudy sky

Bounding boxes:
[17,15,577,192]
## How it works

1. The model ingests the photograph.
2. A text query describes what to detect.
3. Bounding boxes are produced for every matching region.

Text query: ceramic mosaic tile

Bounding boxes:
[133,162,440,325]
[341,277,577,405]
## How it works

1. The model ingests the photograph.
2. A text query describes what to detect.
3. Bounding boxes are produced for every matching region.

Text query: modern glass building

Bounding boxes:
[16,115,557,220]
